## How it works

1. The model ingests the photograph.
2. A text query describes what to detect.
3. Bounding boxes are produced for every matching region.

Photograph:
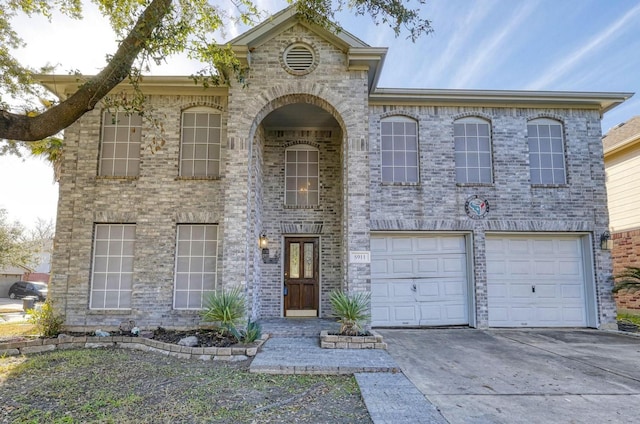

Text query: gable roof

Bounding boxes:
[603,115,640,155]
[227,5,387,93]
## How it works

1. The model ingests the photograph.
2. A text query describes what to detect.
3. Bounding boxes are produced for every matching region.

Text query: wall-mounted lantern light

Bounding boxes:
[259,231,279,264]
[600,231,613,251]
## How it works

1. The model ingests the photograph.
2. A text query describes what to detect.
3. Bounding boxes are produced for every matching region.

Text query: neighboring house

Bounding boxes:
[40,7,632,331]
[0,265,33,297]
[603,116,640,311]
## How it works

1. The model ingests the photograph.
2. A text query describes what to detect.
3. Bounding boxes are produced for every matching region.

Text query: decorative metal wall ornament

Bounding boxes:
[465,195,490,219]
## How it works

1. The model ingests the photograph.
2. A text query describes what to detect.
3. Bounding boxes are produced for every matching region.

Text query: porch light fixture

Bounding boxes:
[600,231,613,251]
[259,232,269,250]
[259,231,279,264]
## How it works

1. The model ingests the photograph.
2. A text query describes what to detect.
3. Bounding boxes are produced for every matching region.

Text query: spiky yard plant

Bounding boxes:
[201,286,246,341]
[329,290,371,336]
[613,266,640,293]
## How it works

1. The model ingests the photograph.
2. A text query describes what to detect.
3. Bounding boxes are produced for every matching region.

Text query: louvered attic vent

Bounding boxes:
[284,44,315,73]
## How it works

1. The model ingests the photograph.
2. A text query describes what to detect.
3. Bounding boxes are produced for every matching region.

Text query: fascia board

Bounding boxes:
[37,75,228,100]
[369,89,634,113]
[604,135,640,156]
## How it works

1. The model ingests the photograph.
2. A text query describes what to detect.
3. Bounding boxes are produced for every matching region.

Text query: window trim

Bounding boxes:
[453,116,494,185]
[99,111,142,177]
[173,224,219,310]
[179,108,222,178]
[89,223,135,310]
[527,118,567,186]
[284,143,320,208]
[380,116,420,184]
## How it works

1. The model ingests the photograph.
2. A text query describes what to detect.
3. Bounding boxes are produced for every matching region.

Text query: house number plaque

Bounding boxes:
[349,251,371,263]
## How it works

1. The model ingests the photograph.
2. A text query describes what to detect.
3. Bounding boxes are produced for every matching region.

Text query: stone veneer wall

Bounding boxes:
[368,106,616,328]
[612,229,640,311]
[224,22,371,319]
[260,128,343,317]
[51,95,229,330]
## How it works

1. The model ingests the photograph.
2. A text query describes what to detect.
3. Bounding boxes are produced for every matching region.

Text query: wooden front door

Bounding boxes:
[284,237,319,317]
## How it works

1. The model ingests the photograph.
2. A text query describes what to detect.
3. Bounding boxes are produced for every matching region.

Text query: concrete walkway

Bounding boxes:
[252,321,448,424]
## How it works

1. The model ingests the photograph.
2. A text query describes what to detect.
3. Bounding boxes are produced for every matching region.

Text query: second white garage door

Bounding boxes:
[371,234,469,327]
[486,235,588,327]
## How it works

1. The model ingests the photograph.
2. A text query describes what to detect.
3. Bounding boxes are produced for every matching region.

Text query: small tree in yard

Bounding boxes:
[27,299,65,338]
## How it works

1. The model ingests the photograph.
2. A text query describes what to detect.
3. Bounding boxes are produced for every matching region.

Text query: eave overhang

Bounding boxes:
[369,88,634,114]
[37,75,228,100]
[604,134,640,157]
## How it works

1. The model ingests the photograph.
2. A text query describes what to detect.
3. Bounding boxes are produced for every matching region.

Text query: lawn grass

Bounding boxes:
[0,322,38,338]
[0,348,371,423]
[617,312,640,326]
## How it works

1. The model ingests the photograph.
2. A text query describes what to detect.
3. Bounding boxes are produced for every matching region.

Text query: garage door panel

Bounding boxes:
[443,280,465,296]
[559,260,581,276]
[371,234,469,327]
[510,260,532,275]
[416,258,439,273]
[393,306,418,321]
[487,235,587,327]
[392,258,414,274]
[532,239,554,254]
[391,237,414,252]
[534,260,556,275]
[415,237,438,251]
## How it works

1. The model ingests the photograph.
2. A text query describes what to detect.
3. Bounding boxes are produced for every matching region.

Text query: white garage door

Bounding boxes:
[371,234,469,327]
[486,235,587,327]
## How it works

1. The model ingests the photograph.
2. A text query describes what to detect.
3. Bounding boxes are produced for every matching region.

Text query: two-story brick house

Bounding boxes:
[42,7,631,331]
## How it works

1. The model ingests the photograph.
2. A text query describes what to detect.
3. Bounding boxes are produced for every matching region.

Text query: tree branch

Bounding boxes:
[0,0,173,142]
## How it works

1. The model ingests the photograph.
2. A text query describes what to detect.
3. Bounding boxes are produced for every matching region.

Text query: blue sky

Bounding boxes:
[1,0,639,228]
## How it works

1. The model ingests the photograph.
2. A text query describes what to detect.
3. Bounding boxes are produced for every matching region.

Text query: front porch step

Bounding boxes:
[259,318,340,337]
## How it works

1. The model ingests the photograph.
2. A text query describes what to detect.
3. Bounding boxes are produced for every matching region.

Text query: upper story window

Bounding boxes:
[454,117,493,184]
[99,112,142,177]
[180,108,222,177]
[381,117,419,183]
[527,118,566,185]
[285,144,319,207]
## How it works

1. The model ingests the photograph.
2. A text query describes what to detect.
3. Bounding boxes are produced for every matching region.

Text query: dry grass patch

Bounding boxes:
[0,348,371,423]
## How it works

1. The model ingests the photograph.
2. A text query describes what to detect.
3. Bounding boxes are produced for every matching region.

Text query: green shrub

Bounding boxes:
[201,286,246,340]
[329,290,371,336]
[242,319,262,343]
[27,299,64,338]
[613,266,640,293]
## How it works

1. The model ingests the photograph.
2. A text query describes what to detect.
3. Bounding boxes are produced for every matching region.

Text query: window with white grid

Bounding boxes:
[285,144,319,207]
[381,117,419,183]
[90,224,135,309]
[99,112,142,176]
[180,109,221,177]
[454,117,493,184]
[174,224,218,309]
[527,118,566,185]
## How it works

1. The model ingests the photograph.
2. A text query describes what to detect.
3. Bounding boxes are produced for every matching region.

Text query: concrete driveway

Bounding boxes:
[378,329,640,424]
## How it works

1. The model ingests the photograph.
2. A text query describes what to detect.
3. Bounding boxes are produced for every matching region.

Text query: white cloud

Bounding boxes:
[450,2,538,88]
[526,2,640,90]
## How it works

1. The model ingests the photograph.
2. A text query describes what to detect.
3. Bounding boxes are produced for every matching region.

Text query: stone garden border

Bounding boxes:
[320,330,386,349]
[0,333,270,361]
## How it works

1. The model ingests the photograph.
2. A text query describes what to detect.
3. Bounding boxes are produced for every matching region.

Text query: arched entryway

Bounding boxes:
[250,100,345,318]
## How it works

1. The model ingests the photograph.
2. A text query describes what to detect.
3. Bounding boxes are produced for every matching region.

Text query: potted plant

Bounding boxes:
[320,290,386,349]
